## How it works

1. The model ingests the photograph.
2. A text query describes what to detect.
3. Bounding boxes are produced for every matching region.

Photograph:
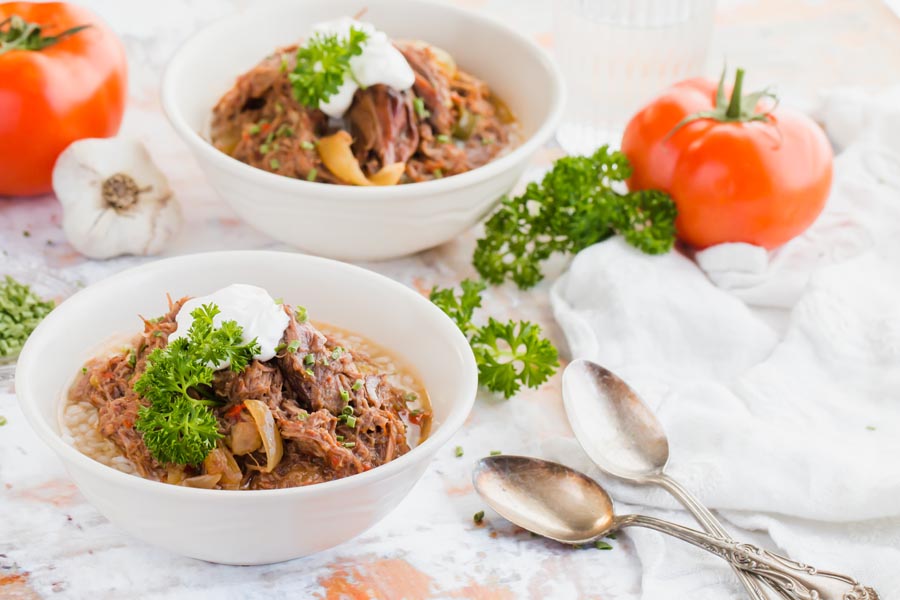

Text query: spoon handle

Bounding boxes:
[616,514,878,600]
[652,474,785,600]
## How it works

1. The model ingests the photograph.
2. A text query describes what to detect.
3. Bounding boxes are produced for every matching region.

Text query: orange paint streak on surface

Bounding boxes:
[318,558,434,600]
[448,583,515,600]
[16,479,80,507]
[0,573,41,600]
[317,556,517,600]
[443,480,473,497]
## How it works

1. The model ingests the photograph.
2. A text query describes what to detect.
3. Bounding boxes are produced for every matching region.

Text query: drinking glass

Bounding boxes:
[553,0,716,154]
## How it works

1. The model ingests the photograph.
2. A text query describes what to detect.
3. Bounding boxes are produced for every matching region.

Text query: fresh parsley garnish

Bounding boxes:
[134,303,260,466]
[289,26,369,108]
[473,146,677,289]
[0,275,54,358]
[430,280,558,398]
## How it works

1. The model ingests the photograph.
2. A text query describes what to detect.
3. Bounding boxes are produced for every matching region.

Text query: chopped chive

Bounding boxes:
[287,339,301,353]
[277,124,294,138]
[152,331,164,338]
[297,411,308,421]
[340,389,350,402]
[866,425,876,431]
[342,441,356,448]
[454,446,463,458]
[305,368,315,377]
[307,168,317,182]
[481,136,494,145]
[331,347,343,360]
[304,353,316,366]
[127,349,136,368]
[436,134,450,143]
[432,168,443,179]
[594,541,613,550]
[259,143,270,154]
[345,415,357,428]
[341,406,354,416]
[413,97,430,119]
[295,306,308,322]
[248,123,261,135]
[489,450,501,456]
[0,415,6,427]
[336,435,344,442]
[606,533,617,539]
[147,316,163,324]
[410,408,424,416]
[352,379,364,391]
[321,356,329,366]
[265,131,275,144]
[274,342,287,352]
[473,510,484,524]
[272,142,280,152]
[279,56,288,73]
[274,297,284,304]
[81,367,88,375]
[404,392,418,403]
[300,140,315,150]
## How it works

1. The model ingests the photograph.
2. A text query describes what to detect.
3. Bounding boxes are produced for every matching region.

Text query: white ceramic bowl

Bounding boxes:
[162,0,564,261]
[15,251,477,564]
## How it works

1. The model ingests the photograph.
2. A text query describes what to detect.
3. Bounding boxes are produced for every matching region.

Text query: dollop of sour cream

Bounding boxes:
[311,17,415,118]
[169,284,290,370]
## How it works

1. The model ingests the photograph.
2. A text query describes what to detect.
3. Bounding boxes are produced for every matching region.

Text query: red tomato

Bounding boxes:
[622,69,833,249]
[0,2,127,196]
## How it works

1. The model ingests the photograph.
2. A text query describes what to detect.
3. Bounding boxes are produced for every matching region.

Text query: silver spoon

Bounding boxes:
[473,455,878,600]
[563,359,777,599]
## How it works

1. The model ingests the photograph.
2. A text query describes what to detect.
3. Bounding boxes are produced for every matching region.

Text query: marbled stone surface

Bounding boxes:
[2,1,899,598]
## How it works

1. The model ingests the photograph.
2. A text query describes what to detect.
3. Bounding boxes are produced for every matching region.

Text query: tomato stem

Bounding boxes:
[725,68,746,119]
[0,15,90,56]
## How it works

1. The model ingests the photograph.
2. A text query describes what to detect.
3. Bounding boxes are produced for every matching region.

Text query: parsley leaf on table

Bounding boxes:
[430,281,559,398]
[289,26,369,109]
[473,146,677,289]
[134,303,260,466]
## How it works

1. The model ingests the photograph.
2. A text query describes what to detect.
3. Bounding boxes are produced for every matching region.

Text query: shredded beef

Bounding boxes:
[71,297,426,490]
[210,39,518,184]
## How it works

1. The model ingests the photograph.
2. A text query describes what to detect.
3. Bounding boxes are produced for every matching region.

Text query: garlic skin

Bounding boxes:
[53,138,183,259]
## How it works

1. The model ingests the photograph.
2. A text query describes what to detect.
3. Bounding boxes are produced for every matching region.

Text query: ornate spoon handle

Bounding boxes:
[652,474,785,600]
[615,514,878,600]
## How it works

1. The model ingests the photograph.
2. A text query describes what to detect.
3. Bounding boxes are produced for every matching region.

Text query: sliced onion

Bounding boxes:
[181,473,221,489]
[244,399,283,473]
[166,465,186,485]
[203,445,243,489]
[228,421,262,455]
[368,162,405,186]
[317,131,405,186]
[317,131,372,186]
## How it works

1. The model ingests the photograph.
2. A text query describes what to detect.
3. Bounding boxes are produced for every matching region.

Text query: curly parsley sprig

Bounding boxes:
[134,303,260,466]
[289,26,368,109]
[430,280,558,398]
[473,146,677,289]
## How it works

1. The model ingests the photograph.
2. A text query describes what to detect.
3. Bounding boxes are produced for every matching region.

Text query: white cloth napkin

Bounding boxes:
[547,87,900,599]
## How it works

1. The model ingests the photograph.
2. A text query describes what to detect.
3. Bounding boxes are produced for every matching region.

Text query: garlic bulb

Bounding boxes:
[53,138,183,259]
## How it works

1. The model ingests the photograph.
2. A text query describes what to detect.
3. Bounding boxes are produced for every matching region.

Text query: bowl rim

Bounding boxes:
[160,0,565,201]
[15,251,478,499]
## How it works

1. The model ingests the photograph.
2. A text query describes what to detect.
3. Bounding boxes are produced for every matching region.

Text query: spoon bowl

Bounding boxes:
[562,359,670,482]
[473,455,616,543]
